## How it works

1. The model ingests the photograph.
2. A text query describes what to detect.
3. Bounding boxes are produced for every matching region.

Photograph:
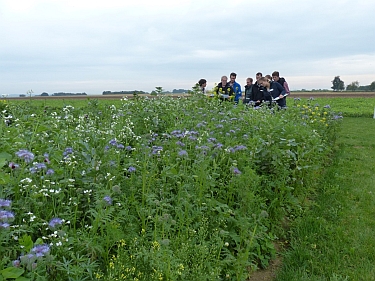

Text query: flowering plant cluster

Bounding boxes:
[0,94,341,280]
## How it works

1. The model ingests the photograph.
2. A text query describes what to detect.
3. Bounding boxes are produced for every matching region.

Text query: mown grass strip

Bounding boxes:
[275,117,375,281]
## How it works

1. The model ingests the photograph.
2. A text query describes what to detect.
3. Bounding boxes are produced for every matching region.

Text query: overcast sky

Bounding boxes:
[1,0,375,95]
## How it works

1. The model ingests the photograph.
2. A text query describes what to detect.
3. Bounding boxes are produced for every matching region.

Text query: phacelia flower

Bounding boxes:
[8,162,19,170]
[0,210,15,222]
[128,166,136,173]
[178,150,188,157]
[109,139,117,146]
[31,244,50,258]
[232,167,242,175]
[15,149,35,163]
[0,199,12,208]
[48,217,63,229]
[46,169,54,175]
[0,222,10,229]
[63,147,73,156]
[103,196,113,205]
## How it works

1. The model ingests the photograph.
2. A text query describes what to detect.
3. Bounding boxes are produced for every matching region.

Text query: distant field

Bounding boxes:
[290,91,375,98]
[1,91,375,101]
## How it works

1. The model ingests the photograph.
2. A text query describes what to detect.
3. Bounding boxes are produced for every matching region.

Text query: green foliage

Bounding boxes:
[345,81,359,91]
[275,117,375,281]
[331,76,345,91]
[0,95,340,280]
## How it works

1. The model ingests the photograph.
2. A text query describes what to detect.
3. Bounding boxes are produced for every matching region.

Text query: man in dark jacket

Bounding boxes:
[214,76,234,101]
[250,72,264,106]
[272,71,290,108]
[243,77,253,104]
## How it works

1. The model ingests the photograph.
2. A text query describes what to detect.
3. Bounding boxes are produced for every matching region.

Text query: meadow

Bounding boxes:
[0,94,342,280]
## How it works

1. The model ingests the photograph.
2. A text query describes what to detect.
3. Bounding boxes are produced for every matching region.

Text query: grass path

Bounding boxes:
[275,117,375,281]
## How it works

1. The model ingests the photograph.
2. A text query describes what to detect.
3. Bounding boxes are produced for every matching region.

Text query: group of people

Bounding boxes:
[198,71,290,108]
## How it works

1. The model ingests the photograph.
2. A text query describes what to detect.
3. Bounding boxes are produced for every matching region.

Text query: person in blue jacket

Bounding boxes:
[229,72,242,104]
[258,77,286,108]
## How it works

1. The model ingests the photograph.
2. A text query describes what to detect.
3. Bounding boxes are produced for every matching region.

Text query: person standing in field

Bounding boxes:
[198,79,207,94]
[265,74,272,82]
[258,77,286,108]
[229,72,242,104]
[214,76,234,101]
[272,71,290,106]
[243,77,253,104]
[250,72,264,106]
[272,71,290,95]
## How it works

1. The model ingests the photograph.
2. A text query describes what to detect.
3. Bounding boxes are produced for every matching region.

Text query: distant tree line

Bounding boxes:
[102,90,148,95]
[52,92,87,96]
[332,76,375,92]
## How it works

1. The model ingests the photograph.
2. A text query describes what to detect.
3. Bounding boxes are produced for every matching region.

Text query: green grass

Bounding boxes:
[311,98,375,117]
[275,117,375,281]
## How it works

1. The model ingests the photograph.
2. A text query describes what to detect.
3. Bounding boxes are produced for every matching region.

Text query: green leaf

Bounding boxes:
[15,277,31,281]
[0,152,12,168]
[34,238,44,245]
[1,267,25,279]
[0,158,7,168]
[19,235,33,253]
[0,172,10,184]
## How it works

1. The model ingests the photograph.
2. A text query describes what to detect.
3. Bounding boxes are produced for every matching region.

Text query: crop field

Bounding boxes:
[0,94,350,280]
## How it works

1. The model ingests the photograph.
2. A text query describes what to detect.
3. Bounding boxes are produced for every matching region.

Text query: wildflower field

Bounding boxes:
[0,95,341,281]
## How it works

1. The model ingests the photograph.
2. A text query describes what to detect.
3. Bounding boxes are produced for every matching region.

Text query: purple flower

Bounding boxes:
[324,105,331,108]
[0,199,12,208]
[8,162,19,170]
[232,167,242,175]
[48,217,63,229]
[0,210,15,221]
[208,138,217,143]
[117,144,124,149]
[0,222,10,229]
[63,147,73,156]
[151,146,163,155]
[46,169,54,175]
[125,146,132,151]
[216,124,224,128]
[178,150,188,157]
[188,136,197,141]
[109,139,117,146]
[176,141,185,147]
[214,143,223,150]
[128,166,136,173]
[333,115,343,120]
[30,163,47,173]
[31,244,50,258]
[12,260,20,267]
[103,196,113,205]
[234,145,247,151]
[15,149,35,163]
[44,153,50,164]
